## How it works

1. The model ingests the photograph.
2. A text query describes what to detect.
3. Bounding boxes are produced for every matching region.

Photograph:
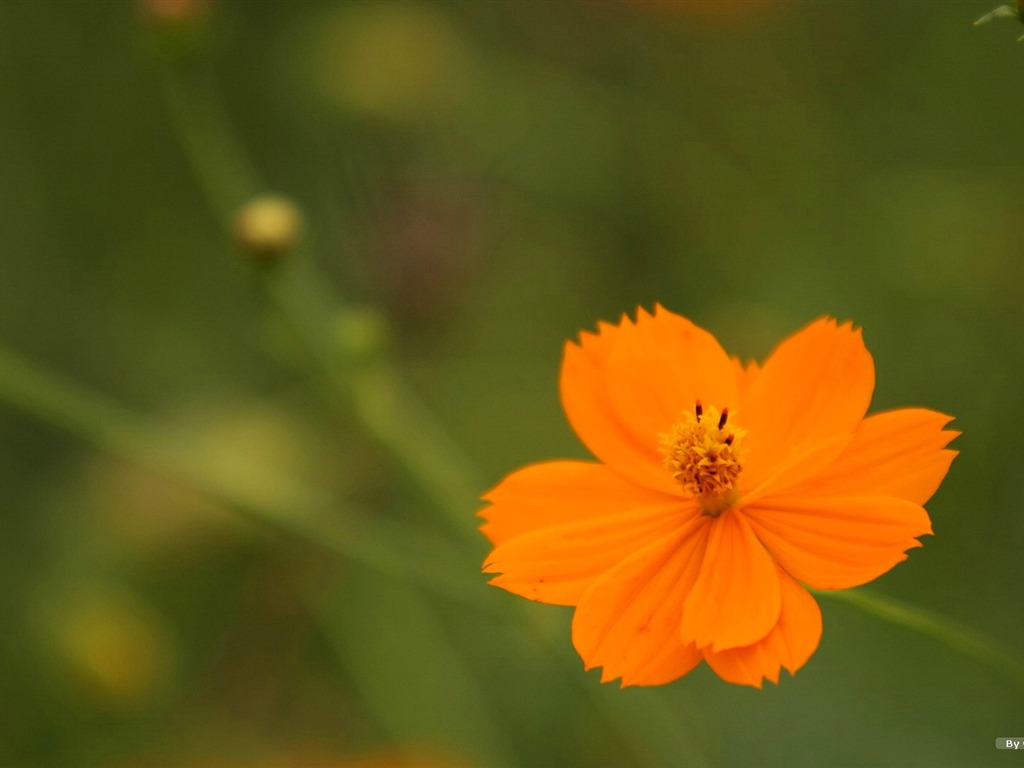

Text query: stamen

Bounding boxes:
[659,404,746,517]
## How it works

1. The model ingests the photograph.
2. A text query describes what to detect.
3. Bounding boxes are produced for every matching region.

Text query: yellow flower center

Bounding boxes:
[659,402,746,517]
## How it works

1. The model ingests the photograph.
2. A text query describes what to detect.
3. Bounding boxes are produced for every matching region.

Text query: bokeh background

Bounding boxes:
[0,0,1022,766]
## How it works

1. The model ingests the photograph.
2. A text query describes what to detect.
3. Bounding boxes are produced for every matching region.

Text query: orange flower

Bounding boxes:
[480,307,957,688]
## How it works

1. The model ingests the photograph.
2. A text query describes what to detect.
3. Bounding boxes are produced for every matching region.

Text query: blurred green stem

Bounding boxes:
[0,344,490,611]
[159,63,263,221]
[258,264,483,543]
[159,57,482,543]
[816,588,1024,689]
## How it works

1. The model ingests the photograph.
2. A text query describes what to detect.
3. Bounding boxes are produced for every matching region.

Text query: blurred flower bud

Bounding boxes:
[137,0,212,60]
[234,195,303,261]
[139,0,211,26]
[48,587,176,710]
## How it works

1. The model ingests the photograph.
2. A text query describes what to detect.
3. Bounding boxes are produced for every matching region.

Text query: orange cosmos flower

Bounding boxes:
[480,307,957,688]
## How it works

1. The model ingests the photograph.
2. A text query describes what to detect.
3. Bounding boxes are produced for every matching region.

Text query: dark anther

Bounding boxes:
[718,408,729,429]
[694,401,703,421]
[724,435,734,446]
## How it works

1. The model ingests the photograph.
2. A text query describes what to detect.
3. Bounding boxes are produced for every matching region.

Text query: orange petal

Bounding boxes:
[560,306,738,494]
[738,318,874,487]
[679,511,782,652]
[560,316,680,493]
[703,569,822,688]
[792,408,958,506]
[740,433,852,505]
[571,516,709,686]
[604,306,739,458]
[744,496,932,590]
[484,502,695,606]
[731,357,760,400]
[480,460,679,546]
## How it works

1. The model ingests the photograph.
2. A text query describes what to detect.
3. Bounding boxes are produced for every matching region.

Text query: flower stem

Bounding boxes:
[816,588,1024,689]
[158,61,264,221]
[257,264,484,543]
[158,51,483,543]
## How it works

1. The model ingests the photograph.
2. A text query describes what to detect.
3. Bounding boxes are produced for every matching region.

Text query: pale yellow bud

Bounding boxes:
[233,195,303,260]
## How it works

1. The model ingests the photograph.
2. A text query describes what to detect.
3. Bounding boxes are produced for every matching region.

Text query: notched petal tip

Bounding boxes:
[569,315,622,350]
[651,303,680,322]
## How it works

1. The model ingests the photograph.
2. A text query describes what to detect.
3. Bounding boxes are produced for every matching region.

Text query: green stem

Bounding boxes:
[158,53,483,543]
[258,266,483,542]
[157,61,265,220]
[0,344,490,611]
[349,359,486,538]
[816,588,1024,689]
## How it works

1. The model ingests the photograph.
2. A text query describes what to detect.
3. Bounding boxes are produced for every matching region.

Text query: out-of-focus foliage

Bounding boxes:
[0,1,1021,766]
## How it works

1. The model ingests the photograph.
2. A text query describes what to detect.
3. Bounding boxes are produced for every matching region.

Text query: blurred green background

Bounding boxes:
[0,0,1021,766]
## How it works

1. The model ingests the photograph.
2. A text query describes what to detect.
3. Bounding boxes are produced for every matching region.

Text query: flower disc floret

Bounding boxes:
[660,403,746,516]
